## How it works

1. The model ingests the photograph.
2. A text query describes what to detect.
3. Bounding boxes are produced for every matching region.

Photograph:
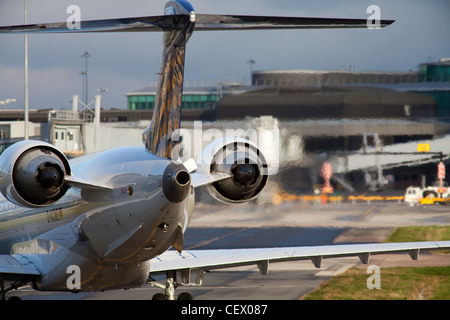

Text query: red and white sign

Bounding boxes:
[438,162,445,180]
[321,162,333,194]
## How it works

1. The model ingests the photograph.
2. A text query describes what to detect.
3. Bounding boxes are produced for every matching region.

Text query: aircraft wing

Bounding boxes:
[0,255,41,277]
[150,241,450,278]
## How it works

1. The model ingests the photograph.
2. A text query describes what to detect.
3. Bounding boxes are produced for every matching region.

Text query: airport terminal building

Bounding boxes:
[1,60,450,193]
[99,60,450,192]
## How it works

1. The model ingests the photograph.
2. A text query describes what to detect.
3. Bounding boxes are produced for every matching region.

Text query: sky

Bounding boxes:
[0,0,449,110]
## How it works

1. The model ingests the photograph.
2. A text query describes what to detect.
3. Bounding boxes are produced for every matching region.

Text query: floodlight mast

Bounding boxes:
[24,0,29,140]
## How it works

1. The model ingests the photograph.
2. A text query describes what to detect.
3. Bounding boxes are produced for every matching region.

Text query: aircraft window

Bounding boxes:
[55,132,58,140]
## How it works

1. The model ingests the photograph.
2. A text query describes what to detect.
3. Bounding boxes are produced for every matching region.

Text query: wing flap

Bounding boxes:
[149,241,450,274]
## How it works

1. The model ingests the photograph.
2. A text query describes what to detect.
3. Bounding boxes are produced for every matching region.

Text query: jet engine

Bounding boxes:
[198,137,268,203]
[0,141,71,208]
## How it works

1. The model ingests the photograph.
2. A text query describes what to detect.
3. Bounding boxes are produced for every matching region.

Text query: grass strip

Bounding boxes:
[387,226,450,242]
[302,226,450,300]
[302,266,450,300]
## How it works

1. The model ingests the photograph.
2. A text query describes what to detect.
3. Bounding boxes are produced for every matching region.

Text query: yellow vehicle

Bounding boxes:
[405,185,450,205]
[419,190,450,205]
[419,196,443,205]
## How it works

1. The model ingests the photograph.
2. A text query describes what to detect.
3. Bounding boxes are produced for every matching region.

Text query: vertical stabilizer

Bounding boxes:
[143,1,196,159]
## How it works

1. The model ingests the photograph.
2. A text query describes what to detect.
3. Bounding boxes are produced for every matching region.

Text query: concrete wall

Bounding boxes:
[83,121,148,154]
[7,121,41,138]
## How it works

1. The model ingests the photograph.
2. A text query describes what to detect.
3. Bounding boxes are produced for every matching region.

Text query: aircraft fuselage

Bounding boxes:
[0,146,194,290]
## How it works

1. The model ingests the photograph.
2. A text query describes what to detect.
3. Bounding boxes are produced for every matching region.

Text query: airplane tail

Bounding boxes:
[0,0,394,160]
[142,2,196,159]
[142,2,394,159]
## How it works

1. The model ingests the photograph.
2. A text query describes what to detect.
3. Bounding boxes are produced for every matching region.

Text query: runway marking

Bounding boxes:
[363,206,376,216]
[315,263,355,277]
[185,228,245,250]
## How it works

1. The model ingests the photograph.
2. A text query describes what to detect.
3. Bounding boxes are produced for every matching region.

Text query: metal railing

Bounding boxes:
[47,110,93,122]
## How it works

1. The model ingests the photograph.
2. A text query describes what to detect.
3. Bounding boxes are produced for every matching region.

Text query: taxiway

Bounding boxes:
[6,200,450,300]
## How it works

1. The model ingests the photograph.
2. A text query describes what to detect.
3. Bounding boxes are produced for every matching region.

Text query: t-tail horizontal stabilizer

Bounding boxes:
[0,14,394,34]
[194,14,394,31]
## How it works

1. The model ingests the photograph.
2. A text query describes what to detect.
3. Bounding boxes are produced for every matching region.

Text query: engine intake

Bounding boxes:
[0,141,71,207]
[199,138,268,203]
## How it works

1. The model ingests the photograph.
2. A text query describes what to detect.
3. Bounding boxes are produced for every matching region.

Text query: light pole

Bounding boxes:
[24,0,29,140]
[247,58,256,84]
[81,51,90,106]
[79,70,86,106]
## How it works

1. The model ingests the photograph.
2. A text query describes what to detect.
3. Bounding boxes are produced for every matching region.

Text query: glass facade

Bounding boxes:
[127,93,217,110]
[418,63,450,82]
[127,95,157,110]
[416,61,450,115]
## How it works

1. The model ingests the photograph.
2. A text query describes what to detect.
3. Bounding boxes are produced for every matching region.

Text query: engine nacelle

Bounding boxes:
[198,137,268,203]
[0,141,71,208]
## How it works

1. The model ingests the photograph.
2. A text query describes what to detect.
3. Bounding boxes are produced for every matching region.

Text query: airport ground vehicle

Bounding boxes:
[404,183,449,206]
